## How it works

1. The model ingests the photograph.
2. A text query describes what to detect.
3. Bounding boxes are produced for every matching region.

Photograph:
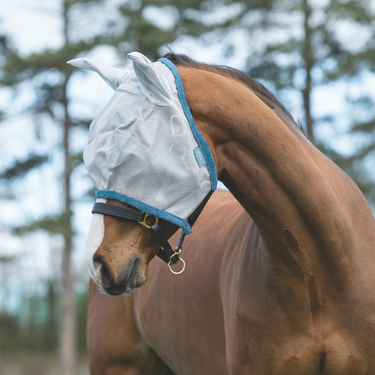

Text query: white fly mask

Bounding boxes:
[68,52,217,234]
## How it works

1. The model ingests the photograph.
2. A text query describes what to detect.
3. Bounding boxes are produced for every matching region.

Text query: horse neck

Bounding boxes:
[180,67,375,283]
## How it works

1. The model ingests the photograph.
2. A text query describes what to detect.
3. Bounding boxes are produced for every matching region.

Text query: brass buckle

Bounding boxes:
[168,249,186,275]
[138,213,158,229]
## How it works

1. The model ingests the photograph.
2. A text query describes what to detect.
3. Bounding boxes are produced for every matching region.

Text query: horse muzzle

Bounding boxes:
[93,254,142,296]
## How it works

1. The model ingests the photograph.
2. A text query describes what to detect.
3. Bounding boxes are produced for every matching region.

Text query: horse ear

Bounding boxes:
[67,58,131,90]
[127,52,173,107]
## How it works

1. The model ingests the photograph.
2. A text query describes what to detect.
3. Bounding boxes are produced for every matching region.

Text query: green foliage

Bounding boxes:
[71,151,84,170]
[0,284,88,352]
[112,0,275,60]
[75,287,89,351]
[345,106,375,206]
[0,313,20,350]
[0,154,48,180]
[13,212,74,237]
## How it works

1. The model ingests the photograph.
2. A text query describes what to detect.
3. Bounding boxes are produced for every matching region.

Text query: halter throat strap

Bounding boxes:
[91,202,185,265]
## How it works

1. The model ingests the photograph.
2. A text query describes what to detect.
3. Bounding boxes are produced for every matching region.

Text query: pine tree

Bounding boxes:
[104,0,277,60]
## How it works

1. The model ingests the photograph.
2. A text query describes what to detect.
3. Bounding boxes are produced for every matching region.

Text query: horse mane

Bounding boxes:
[162,52,303,133]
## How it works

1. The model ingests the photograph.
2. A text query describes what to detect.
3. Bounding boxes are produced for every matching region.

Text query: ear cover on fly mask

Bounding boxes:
[128,52,173,106]
[67,57,132,90]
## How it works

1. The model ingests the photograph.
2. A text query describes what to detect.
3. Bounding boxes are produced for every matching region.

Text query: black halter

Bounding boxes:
[92,202,185,265]
[91,190,213,270]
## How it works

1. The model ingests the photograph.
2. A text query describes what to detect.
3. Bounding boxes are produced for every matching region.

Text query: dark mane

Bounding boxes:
[162,52,297,127]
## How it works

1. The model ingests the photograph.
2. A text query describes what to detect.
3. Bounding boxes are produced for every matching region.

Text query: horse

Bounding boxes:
[75,53,375,374]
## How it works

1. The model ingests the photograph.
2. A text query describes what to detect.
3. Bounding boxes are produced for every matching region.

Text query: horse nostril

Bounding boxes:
[94,257,114,290]
[126,256,140,291]
[95,262,103,282]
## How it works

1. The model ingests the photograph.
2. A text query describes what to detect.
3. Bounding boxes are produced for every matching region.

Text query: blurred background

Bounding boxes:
[0,0,374,374]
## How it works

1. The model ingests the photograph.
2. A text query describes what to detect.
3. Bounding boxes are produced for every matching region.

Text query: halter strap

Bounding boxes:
[91,190,214,273]
[91,202,185,265]
[91,202,144,222]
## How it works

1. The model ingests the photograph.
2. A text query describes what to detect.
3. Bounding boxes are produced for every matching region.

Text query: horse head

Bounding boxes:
[68,53,217,296]
[86,199,179,295]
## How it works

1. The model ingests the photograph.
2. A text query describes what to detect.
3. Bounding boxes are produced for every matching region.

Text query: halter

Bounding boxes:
[91,189,213,275]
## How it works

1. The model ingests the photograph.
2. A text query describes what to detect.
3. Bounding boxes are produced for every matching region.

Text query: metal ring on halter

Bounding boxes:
[168,250,186,275]
[138,213,158,229]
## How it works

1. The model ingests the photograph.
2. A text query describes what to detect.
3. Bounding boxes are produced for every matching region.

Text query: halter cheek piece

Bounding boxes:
[91,191,213,275]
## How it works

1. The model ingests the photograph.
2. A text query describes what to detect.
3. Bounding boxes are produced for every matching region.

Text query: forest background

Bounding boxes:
[0,0,374,374]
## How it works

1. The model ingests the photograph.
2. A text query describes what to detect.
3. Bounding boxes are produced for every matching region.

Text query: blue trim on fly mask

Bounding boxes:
[159,58,218,191]
[95,190,192,234]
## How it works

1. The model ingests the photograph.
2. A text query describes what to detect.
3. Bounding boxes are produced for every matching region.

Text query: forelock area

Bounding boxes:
[162,52,297,126]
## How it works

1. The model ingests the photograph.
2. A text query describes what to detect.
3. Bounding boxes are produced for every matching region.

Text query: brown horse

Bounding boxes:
[85,53,375,375]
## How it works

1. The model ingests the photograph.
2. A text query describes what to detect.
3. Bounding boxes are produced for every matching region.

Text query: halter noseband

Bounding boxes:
[91,202,186,274]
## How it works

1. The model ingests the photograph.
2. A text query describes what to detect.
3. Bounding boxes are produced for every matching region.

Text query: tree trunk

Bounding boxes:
[60,2,75,373]
[302,0,314,142]
[60,78,76,374]
[60,236,75,375]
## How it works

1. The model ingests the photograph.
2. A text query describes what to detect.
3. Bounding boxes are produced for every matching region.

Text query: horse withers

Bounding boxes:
[72,53,375,375]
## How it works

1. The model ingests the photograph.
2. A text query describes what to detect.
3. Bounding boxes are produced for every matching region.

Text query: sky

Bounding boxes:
[0,0,63,55]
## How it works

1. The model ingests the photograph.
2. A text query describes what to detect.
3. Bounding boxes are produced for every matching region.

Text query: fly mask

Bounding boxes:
[68,52,218,272]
